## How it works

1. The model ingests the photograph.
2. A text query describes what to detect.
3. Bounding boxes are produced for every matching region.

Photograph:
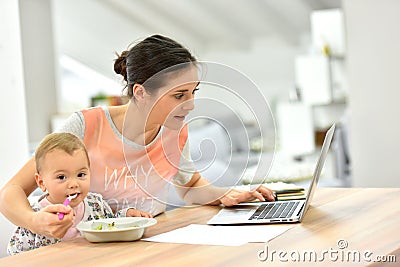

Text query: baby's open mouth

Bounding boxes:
[67,193,79,200]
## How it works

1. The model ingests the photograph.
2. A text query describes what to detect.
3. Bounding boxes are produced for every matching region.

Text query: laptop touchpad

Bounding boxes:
[219,207,254,217]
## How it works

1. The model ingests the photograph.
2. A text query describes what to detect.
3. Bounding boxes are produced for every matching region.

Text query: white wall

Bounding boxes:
[203,35,305,127]
[52,0,149,80]
[20,0,58,144]
[0,0,30,258]
[344,0,400,187]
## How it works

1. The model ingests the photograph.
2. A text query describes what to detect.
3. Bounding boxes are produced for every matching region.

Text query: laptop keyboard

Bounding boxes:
[248,201,300,220]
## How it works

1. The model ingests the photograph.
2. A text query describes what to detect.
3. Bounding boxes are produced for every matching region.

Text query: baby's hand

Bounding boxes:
[126,208,153,218]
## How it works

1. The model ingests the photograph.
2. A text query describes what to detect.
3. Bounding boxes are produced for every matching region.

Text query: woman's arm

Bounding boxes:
[0,157,74,238]
[174,172,276,206]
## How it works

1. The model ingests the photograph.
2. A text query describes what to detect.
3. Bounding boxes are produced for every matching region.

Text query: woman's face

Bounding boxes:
[147,66,199,130]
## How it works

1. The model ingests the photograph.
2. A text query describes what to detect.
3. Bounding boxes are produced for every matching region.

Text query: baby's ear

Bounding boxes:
[35,173,46,192]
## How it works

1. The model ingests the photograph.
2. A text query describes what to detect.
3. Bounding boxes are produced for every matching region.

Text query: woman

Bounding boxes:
[0,35,275,239]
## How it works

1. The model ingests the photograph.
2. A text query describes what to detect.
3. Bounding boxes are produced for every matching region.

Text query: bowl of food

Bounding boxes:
[77,217,157,243]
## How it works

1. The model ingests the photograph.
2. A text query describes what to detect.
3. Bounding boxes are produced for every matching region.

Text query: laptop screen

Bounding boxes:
[298,124,335,221]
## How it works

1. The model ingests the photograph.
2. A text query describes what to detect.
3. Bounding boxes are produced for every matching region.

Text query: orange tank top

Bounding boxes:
[82,107,189,215]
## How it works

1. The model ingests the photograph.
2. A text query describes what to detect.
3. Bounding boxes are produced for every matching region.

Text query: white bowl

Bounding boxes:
[77,217,157,243]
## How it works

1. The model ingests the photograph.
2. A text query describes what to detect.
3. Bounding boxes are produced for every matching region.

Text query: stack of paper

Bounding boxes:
[264,182,306,201]
[237,182,306,201]
[274,188,305,201]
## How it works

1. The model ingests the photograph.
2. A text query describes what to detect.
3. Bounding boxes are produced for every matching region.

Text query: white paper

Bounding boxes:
[142,224,293,246]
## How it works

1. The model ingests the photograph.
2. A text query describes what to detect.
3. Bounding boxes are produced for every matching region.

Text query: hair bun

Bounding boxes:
[114,50,129,81]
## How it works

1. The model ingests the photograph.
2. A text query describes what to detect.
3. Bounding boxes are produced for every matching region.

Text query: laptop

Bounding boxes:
[207,124,335,225]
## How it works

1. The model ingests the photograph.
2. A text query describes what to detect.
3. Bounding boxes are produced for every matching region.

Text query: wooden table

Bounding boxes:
[0,188,399,267]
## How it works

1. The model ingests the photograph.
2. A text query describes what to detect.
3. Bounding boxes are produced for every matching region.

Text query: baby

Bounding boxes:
[7,132,151,255]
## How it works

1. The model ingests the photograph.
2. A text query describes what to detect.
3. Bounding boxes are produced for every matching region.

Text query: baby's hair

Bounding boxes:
[35,132,89,172]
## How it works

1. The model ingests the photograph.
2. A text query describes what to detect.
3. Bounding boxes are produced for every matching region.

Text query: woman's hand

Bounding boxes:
[29,204,74,238]
[219,185,276,207]
[126,208,153,218]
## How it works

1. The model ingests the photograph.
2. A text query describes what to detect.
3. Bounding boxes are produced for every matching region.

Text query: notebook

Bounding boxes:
[207,124,335,225]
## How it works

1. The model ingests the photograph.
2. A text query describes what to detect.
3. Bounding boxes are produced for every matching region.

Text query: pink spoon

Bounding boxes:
[58,193,78,220]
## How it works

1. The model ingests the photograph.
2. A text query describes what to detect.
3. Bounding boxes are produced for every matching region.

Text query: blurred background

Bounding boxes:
[3,0,400,187]
[1,0,400,256]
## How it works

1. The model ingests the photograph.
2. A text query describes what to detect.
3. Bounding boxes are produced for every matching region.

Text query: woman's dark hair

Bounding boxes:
[114,35,197,98]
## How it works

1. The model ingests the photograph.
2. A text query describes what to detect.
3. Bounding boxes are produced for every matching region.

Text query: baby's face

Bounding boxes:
[36,148,90,207]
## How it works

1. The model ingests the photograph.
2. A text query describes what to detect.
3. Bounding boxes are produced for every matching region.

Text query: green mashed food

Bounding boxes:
[91,221,139,230]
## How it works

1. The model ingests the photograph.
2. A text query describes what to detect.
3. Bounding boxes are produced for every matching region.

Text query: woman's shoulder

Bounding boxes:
[80,106,109,133]
[82,105,126,124]
[81,106,106,116]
